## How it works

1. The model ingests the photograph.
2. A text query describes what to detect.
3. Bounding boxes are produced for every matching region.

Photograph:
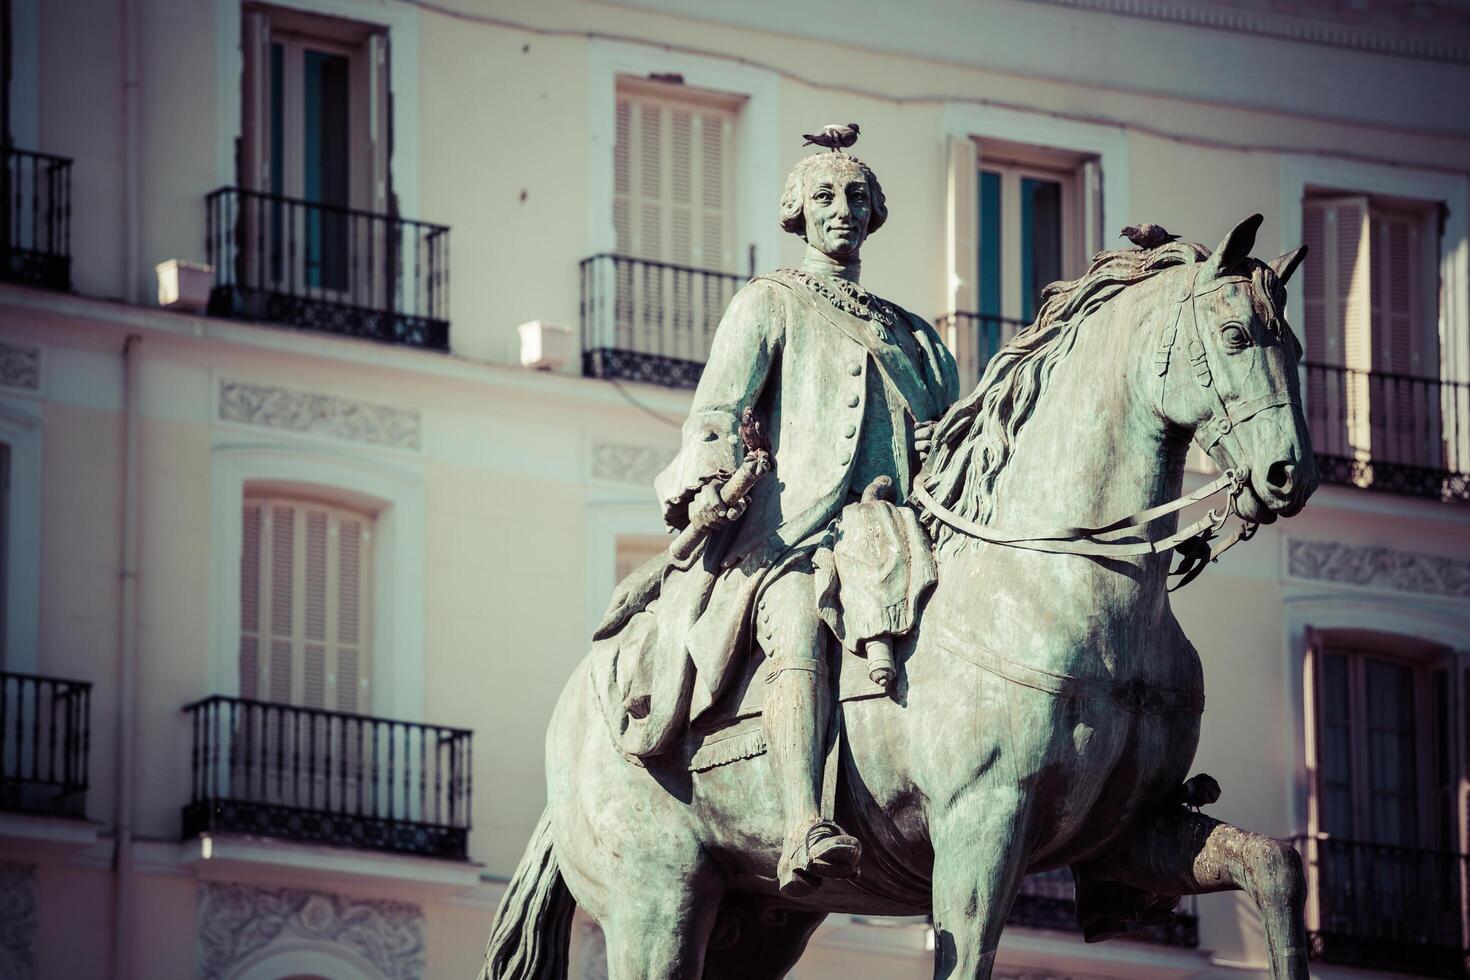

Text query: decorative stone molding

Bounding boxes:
[1287,538,1470,598]
[0,861,38,980]
[591,441,673,488]
[197,881,425,980]
[1021,0,1470,64]
[218,380,421,450]
[0,342,39,391]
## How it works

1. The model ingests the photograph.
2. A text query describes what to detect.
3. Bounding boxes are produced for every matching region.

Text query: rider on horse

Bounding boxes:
[650,151,959,897]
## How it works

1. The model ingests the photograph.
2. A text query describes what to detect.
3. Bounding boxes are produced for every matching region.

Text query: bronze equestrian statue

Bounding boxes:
[482,146,1317,980]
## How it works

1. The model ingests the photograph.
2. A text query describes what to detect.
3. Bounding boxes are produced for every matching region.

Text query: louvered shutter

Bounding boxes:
[241,9,272,191]
[239,501,263,699]
[1302,197,1371,463]
[945,136,978,385]
[613,86,735,270]
[240,497,372,712]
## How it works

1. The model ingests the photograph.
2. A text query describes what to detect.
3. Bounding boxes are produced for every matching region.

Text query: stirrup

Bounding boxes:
[805,820,861,877]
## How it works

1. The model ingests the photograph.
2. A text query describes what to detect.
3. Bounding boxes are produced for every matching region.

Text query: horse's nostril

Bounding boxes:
[1266,460,1294,493]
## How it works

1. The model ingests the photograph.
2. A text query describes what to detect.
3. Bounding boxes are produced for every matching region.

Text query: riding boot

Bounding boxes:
[766,657,860,897]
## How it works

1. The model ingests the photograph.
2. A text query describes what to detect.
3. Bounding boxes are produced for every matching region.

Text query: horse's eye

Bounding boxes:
[1222,324,1250,351]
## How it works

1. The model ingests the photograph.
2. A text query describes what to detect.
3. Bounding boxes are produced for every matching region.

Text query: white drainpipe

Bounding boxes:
[113,333,142,980]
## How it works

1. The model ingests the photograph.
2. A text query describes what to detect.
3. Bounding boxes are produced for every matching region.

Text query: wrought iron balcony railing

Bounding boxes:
[933,311,1030,387]
[206,187,450,350]
[1,147,72,291]
[182,695,472,860]
[1295,834,1469,977]
[1007,866,1200,948]
[0,671,92,818]
[579,253,749,390]
[1305,362,1469,504]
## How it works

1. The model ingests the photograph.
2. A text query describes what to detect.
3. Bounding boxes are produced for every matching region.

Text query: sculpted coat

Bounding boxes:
[625,268,957,753]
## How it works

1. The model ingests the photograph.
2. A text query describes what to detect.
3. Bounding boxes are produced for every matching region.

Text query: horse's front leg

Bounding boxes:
[1081,808,1307,980]
[929,786,1030,980]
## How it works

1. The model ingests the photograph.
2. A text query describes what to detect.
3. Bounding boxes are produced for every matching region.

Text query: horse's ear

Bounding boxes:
[1208,213,1264,278]
[1270,244,1308,287]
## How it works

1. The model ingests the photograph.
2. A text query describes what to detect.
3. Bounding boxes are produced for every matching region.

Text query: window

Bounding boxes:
[239,496,373,713]
[615,534,668,584]
[613,77,738,272]
[1303,631,1467,973]
[240,5,389,296]
[1301,193,1445,482]
[1310,637,1454,848]
[0,442,7,666]
[978,140,1099,326]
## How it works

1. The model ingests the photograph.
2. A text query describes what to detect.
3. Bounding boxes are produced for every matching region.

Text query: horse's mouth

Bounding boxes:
[1233,481,1280,525]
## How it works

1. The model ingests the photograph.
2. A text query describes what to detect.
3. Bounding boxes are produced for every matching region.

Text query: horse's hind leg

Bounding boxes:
[599,859,723,980]
[1082,809,1307,980]
[700,898,826,980]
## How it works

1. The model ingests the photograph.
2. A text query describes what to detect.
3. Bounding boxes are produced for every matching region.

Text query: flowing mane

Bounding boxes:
[917,241,1211,544]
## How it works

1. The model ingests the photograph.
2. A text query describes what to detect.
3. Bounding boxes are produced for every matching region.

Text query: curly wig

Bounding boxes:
[779,153,888,239]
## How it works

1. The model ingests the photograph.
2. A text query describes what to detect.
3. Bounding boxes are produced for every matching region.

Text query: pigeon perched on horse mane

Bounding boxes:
[1120,223,1180,250]
[802,123,860,152]
[1168,773,1222,812]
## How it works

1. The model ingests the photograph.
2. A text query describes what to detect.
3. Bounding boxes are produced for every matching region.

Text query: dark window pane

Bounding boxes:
[978,170,1002,367]
[1021,176,1062,321]
[269,42,284,286]
[1365,658,1417,846]
[303,49,350,290]
[1320,653,1355,837]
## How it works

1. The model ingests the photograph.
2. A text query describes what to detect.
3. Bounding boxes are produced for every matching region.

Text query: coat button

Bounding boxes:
[849,363,862,376]
[844,425,856,438]
[840,454,852,465]
[847,395,859,408]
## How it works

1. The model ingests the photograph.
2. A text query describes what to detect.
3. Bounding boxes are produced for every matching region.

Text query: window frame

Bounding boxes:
[0,396,40,675]
[209,440,426,723]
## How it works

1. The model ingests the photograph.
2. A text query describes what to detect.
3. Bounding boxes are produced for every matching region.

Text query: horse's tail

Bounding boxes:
[480,808,575,980]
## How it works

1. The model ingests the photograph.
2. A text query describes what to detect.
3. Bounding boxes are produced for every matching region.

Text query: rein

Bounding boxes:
[915,268,1270,591]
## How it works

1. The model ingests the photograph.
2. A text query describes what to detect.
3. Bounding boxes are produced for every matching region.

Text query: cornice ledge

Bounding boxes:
[1017,0,1470,64]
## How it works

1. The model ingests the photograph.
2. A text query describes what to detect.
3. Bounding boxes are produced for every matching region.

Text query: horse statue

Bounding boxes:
[482,213,1318,980]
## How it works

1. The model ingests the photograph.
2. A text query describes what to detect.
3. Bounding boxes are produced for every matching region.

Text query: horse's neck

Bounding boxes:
[987,291,1185,567]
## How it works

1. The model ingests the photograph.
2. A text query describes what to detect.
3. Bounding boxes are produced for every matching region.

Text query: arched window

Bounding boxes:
[240,495,374,714]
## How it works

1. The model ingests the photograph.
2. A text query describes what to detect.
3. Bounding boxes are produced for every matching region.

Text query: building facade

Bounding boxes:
[1,0,1468,977]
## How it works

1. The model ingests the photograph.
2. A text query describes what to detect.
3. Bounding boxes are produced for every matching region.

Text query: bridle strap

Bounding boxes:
[911,468,1242,560]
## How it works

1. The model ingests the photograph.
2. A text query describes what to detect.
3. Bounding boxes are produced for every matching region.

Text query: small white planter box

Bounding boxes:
[156,260,214,313]
[519,320,575,371]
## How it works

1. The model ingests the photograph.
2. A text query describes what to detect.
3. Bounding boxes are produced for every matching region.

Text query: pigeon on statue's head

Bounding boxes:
[1120,223,1180,250]
[802,123,860,152]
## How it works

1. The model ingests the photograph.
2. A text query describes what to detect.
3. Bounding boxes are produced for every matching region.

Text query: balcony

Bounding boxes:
[0,672,92,819]
[1296,835,1469,977]
[206,187,450,350]
[1,147,72,291]
[1305,362,1469,504]
[579,253,748,390]
[182,696,472,860]
[1007,866,1200,948]
[933,311,1030,387]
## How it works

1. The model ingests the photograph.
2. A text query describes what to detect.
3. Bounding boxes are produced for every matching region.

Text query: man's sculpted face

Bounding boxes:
[801,163,872,260]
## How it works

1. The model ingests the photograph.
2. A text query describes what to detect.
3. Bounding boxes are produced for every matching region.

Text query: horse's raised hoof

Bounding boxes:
[1081,916,1128,943]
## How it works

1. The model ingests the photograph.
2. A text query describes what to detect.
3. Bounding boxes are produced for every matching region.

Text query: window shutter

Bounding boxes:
[266,503,297,704]
[239,501,263,699]
[241,9,272,190]
[613,85,736,271]
[243,496,372,714]
[367,32,390,214]
[1081,158,1103,258]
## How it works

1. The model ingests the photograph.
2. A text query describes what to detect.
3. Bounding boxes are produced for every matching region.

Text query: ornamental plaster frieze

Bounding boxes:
[218,379,421,451]
[0,861,37,980]
[197,881,425,980]
[0,341,39,391]
[1020,0,1470,64]
[591,441,675,488]
[1286,537,1470,599]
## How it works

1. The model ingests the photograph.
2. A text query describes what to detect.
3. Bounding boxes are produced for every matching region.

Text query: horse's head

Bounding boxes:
[1157,214,1318,523]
